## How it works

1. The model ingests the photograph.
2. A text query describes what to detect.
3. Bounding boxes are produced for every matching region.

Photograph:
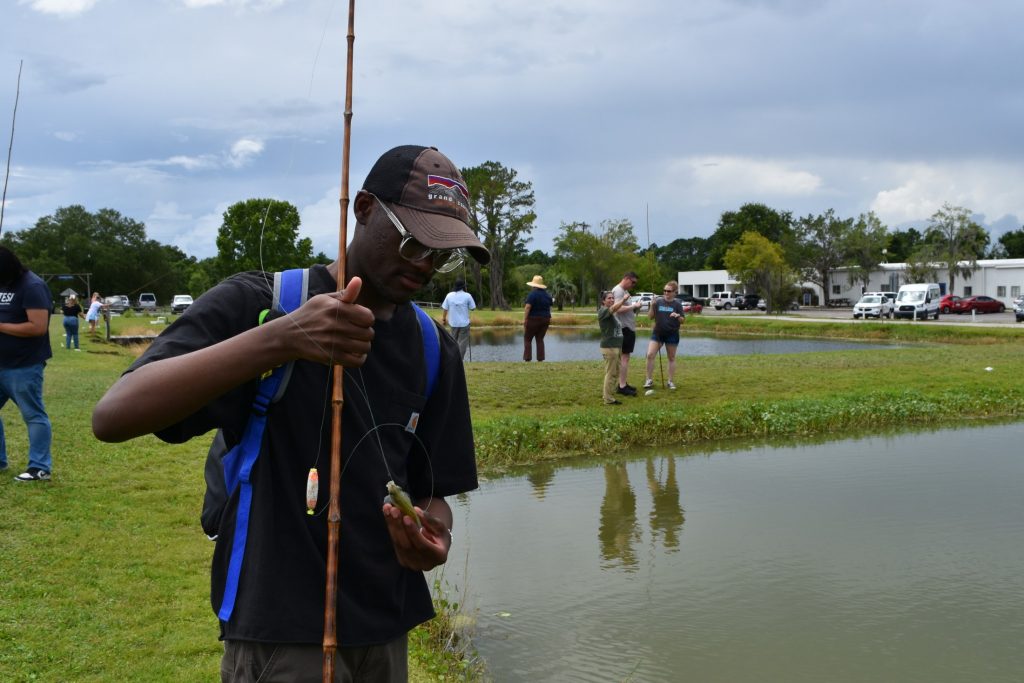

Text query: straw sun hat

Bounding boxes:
[526,275,547,289]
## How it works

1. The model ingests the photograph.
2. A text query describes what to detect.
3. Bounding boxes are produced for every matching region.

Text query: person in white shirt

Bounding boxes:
[441,278,476,360]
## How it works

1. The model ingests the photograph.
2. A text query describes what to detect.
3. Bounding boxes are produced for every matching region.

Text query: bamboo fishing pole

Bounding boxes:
[323,1,355,680]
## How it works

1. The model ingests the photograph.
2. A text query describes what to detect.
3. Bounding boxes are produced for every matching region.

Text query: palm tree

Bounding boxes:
[546,271,578,311]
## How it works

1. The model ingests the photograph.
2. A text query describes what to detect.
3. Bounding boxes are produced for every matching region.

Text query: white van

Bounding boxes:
[892,283,941,320]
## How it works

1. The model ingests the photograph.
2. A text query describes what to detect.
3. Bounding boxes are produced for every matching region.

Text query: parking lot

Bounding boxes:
[705,305,1022,327]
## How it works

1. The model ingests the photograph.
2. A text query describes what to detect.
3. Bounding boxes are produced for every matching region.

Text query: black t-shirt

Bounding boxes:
[0,270,53,368]
[127,265,478,646]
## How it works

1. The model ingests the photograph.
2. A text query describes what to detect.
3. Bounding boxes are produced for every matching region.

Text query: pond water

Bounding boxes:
[439,423,1024,682]
[464,329,900,362]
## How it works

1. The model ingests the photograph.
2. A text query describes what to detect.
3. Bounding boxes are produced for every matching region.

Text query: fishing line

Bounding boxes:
[249,0,348,491]
[245,0,435,522]
[255,0,342,292]
[309,420,437,517]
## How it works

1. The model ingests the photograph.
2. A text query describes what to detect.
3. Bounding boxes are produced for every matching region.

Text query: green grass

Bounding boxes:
[2,315,1022,681]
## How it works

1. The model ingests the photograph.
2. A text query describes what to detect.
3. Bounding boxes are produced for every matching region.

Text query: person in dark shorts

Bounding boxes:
[611,271,642,395]
[644,280,684,390]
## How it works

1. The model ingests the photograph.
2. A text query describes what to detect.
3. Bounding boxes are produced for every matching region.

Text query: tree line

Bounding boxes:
[3,161,1022,310]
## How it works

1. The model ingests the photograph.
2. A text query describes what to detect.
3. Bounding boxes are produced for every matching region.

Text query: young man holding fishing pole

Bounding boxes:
[93,145,488,682]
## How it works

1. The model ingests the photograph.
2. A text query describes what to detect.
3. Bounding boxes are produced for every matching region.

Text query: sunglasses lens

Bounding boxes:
[398,237,431,262]
[434,249,466,273]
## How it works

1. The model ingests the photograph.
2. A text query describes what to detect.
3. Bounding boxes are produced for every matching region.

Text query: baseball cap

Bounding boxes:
[362,145,490,265]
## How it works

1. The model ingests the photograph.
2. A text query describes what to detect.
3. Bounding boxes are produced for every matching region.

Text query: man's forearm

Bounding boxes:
[0,310,49,337]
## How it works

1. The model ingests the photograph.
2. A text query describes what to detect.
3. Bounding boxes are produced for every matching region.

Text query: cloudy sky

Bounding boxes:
[2,0,1022,259]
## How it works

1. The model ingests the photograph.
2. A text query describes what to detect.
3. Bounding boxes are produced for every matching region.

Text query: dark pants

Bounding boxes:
[524,316,551,361]
[221,636,408,682]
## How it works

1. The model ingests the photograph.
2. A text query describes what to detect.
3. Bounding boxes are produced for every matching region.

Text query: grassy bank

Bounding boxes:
[2,316,1022,681]
[451,309,1024,471]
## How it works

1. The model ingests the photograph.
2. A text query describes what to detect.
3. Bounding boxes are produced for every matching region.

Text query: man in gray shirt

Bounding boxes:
[611,271,642,396]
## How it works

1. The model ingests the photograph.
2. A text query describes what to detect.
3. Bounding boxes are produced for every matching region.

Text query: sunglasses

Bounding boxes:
[374,196,467,274]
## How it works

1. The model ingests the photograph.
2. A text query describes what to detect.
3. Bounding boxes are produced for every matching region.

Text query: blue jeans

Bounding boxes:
[63,316,80,349]
[0,363,53,472]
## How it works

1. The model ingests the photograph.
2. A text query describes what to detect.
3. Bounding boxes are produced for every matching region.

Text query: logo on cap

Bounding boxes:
[426,175,470,213]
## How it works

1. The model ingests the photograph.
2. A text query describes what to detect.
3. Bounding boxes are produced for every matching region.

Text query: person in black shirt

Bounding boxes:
[93,145,489,682]
[61,294,84,350]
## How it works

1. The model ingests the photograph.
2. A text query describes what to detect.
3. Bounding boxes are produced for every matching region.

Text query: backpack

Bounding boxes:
[197,269,441,622]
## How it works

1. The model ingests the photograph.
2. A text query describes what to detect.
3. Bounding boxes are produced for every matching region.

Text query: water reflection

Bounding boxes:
[445,423,1024,683]
[598,458,686,569]
[598,464,641,570]
[646,457,684,552]
[465,328,901,362]
[524,463,555,500]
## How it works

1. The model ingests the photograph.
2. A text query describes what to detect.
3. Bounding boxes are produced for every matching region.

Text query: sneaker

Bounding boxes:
[604,399,623,405]
[0,464,7,473]
[667,381,677,390]
[643,379,654,389]
[616,385,637,396]
[14,468,51,482]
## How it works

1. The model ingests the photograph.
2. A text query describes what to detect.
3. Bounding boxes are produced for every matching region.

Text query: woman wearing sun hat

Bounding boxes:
[523,275,553,361]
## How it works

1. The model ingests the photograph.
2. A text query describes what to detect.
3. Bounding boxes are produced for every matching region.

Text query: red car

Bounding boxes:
[682,300,702,314]
[939,294,965,314]
[957,295,1005,313]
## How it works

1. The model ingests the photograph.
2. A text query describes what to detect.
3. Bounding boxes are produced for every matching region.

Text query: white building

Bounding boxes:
[678,259,1024,306]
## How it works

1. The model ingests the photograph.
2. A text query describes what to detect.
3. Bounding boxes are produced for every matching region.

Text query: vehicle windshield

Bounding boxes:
[897,290,925,303]
[859,296,882,304]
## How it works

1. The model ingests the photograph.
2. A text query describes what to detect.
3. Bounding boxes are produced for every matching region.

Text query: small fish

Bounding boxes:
[385,480,422,528]
[306,468,319,515]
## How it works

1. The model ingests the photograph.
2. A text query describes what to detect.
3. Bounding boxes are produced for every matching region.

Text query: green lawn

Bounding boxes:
[1,314,1022,681]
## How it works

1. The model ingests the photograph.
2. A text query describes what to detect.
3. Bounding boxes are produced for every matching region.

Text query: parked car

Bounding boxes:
[708,291,740,310]
[136,292,157,312]
[938,294,965,314]
[103,295,130,313]
[628,292,656,312]
[682,300,702,314]
[756,298,800,312]
[852,294,893,319]
[957,295,1005,314]
[735,293,762,310]
[1015,301,1024,323]
[171,294,194,314]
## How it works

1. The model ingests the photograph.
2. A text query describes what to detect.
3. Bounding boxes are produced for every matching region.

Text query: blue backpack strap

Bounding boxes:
[274,268,308,315]
[412,302,440,398]
[218,269,307,623]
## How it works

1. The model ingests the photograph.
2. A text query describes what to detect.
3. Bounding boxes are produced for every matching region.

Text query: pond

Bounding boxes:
[439,423,1024,682]
[464,328,901,362]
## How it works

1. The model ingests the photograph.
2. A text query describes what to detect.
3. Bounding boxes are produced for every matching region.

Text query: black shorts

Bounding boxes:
[621,327,636,355]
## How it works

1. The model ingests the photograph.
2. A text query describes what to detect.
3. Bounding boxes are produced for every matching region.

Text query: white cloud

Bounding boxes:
[20,0,97,17]
[870,161,1024,227]
[670,156,823,205]
[149,203,226,259]
[226,138,264,169]
[53,131,77,142]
